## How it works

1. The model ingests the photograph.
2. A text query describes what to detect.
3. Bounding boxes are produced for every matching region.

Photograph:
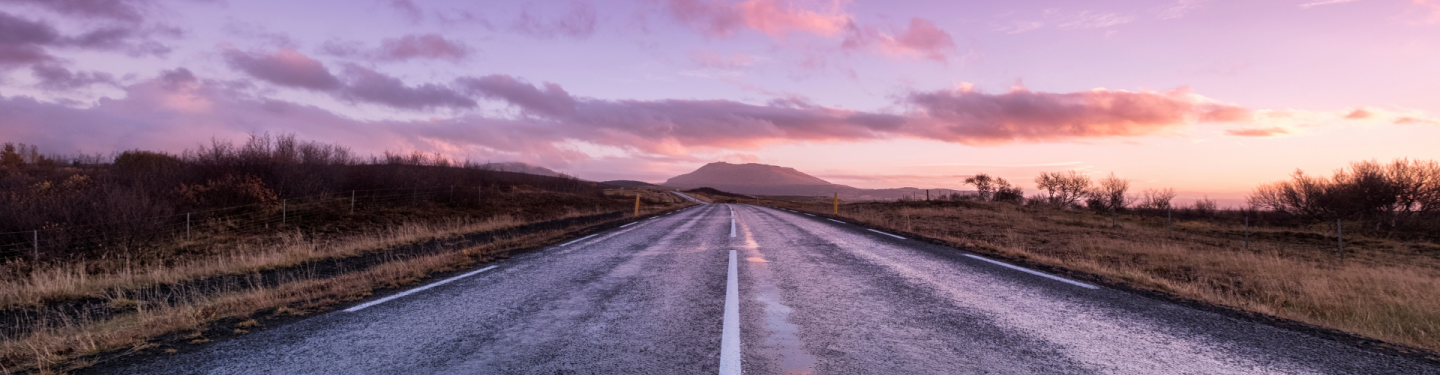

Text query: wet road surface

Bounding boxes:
[90,203,1440,374]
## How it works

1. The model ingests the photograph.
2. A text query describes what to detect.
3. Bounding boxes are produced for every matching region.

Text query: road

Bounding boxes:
[91,203,1440,374]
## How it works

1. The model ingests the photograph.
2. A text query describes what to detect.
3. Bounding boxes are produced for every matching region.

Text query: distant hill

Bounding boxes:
[602,180,666,189]
[480,162,564,177]
[662,162,966,200]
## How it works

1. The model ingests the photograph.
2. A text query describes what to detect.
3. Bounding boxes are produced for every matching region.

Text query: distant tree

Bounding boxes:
[1034,170,1091,207]
[0,143,21,169]
[965,174,997,201]
[965,173,1024,203]
[1086,172,1131,212]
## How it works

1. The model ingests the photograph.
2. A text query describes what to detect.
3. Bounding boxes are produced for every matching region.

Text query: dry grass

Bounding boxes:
[0,208,614,310]
[778,200,1440,354]
[0,217,619,373]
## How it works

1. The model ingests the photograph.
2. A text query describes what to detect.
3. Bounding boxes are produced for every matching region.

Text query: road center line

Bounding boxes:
[827,219,846,224]
[866,229,906,239]
[962,254,1098,289]
[621,222,637,227]
[804,213,815,217]
[344,265,499,312]
[719,249,741,375]
[730,217,737,237]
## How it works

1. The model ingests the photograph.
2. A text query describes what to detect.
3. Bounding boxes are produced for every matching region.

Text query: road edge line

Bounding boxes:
[344,265,499,312]
[963,254,1098,289]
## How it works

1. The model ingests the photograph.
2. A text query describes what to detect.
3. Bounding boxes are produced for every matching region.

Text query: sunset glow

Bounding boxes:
[2,0,1438,204]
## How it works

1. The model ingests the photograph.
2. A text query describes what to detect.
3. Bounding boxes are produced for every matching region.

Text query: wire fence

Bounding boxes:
[0,184,535,261]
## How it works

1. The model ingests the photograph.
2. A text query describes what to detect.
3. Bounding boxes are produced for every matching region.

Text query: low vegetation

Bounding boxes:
[0,136,691,373]
[770,161,1440,357]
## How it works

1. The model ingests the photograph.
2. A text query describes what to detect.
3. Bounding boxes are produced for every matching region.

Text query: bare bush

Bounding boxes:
[1249,158,1440,230]
[1136,187,1178,211]
[1086,172,1131,212]
[1191,196,1218,217]
[1034,170,1091,208]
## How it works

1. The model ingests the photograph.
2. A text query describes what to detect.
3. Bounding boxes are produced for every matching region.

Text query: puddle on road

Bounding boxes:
[739,230,817,374]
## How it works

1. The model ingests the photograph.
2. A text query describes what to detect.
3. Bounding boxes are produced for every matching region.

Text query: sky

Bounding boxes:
[1,0,1438,205]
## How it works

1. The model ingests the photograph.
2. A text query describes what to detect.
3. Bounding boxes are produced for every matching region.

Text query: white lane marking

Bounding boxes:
[345,266,498,312]
[719,250,741,374]
[804,213,815,217]
[866,229,906,240]
[621,222,637,227]
[730,218,736,237]
[963,254,1098,289]
[560,233,599,246]
[827,219,846,224]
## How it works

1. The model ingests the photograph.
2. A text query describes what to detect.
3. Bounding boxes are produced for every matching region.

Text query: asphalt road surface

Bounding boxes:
[91,203,1440,374]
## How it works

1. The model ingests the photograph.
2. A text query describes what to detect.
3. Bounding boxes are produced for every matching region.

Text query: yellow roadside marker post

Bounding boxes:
[833,193,838,215]
[635,194,640,216]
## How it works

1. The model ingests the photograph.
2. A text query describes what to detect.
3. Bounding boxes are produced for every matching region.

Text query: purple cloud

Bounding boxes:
[457,75,577,117]
[0,0,151,23]
[31,64,115,89]
[325,34,471,62]
[0,11,61,66]
[339,66,476,109]
[222,47,343,90]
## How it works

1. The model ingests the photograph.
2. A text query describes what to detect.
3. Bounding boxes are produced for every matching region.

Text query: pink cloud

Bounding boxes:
[843,18,958,62]
[664,0,850,38]
[1395,116,1440,125]
[1344,109,1371,119]
[902,86,1251,144]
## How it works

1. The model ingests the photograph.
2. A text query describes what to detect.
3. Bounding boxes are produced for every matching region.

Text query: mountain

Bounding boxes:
[662,162,965,200]
[480,162,564,177]
[601,180,666,189]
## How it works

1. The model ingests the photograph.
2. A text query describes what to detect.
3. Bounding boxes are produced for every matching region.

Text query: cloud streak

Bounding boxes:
[5,65,1429,169]
[663,0,850,37]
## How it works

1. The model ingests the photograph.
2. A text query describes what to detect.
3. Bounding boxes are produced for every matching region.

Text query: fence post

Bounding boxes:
[450,185,454,202]
[1337,219,1344,260]
[186,213,191,240]
[32,230,38,260]
[1244,215,1250,250]
[1167,206,1172,238]
[282,200,287,225]
[350,190,356,214]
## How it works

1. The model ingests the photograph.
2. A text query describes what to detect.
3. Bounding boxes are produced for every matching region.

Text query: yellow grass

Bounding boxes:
[781,200,1440,354]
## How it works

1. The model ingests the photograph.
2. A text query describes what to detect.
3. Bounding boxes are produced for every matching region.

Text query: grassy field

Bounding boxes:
[767,198,1440,357]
